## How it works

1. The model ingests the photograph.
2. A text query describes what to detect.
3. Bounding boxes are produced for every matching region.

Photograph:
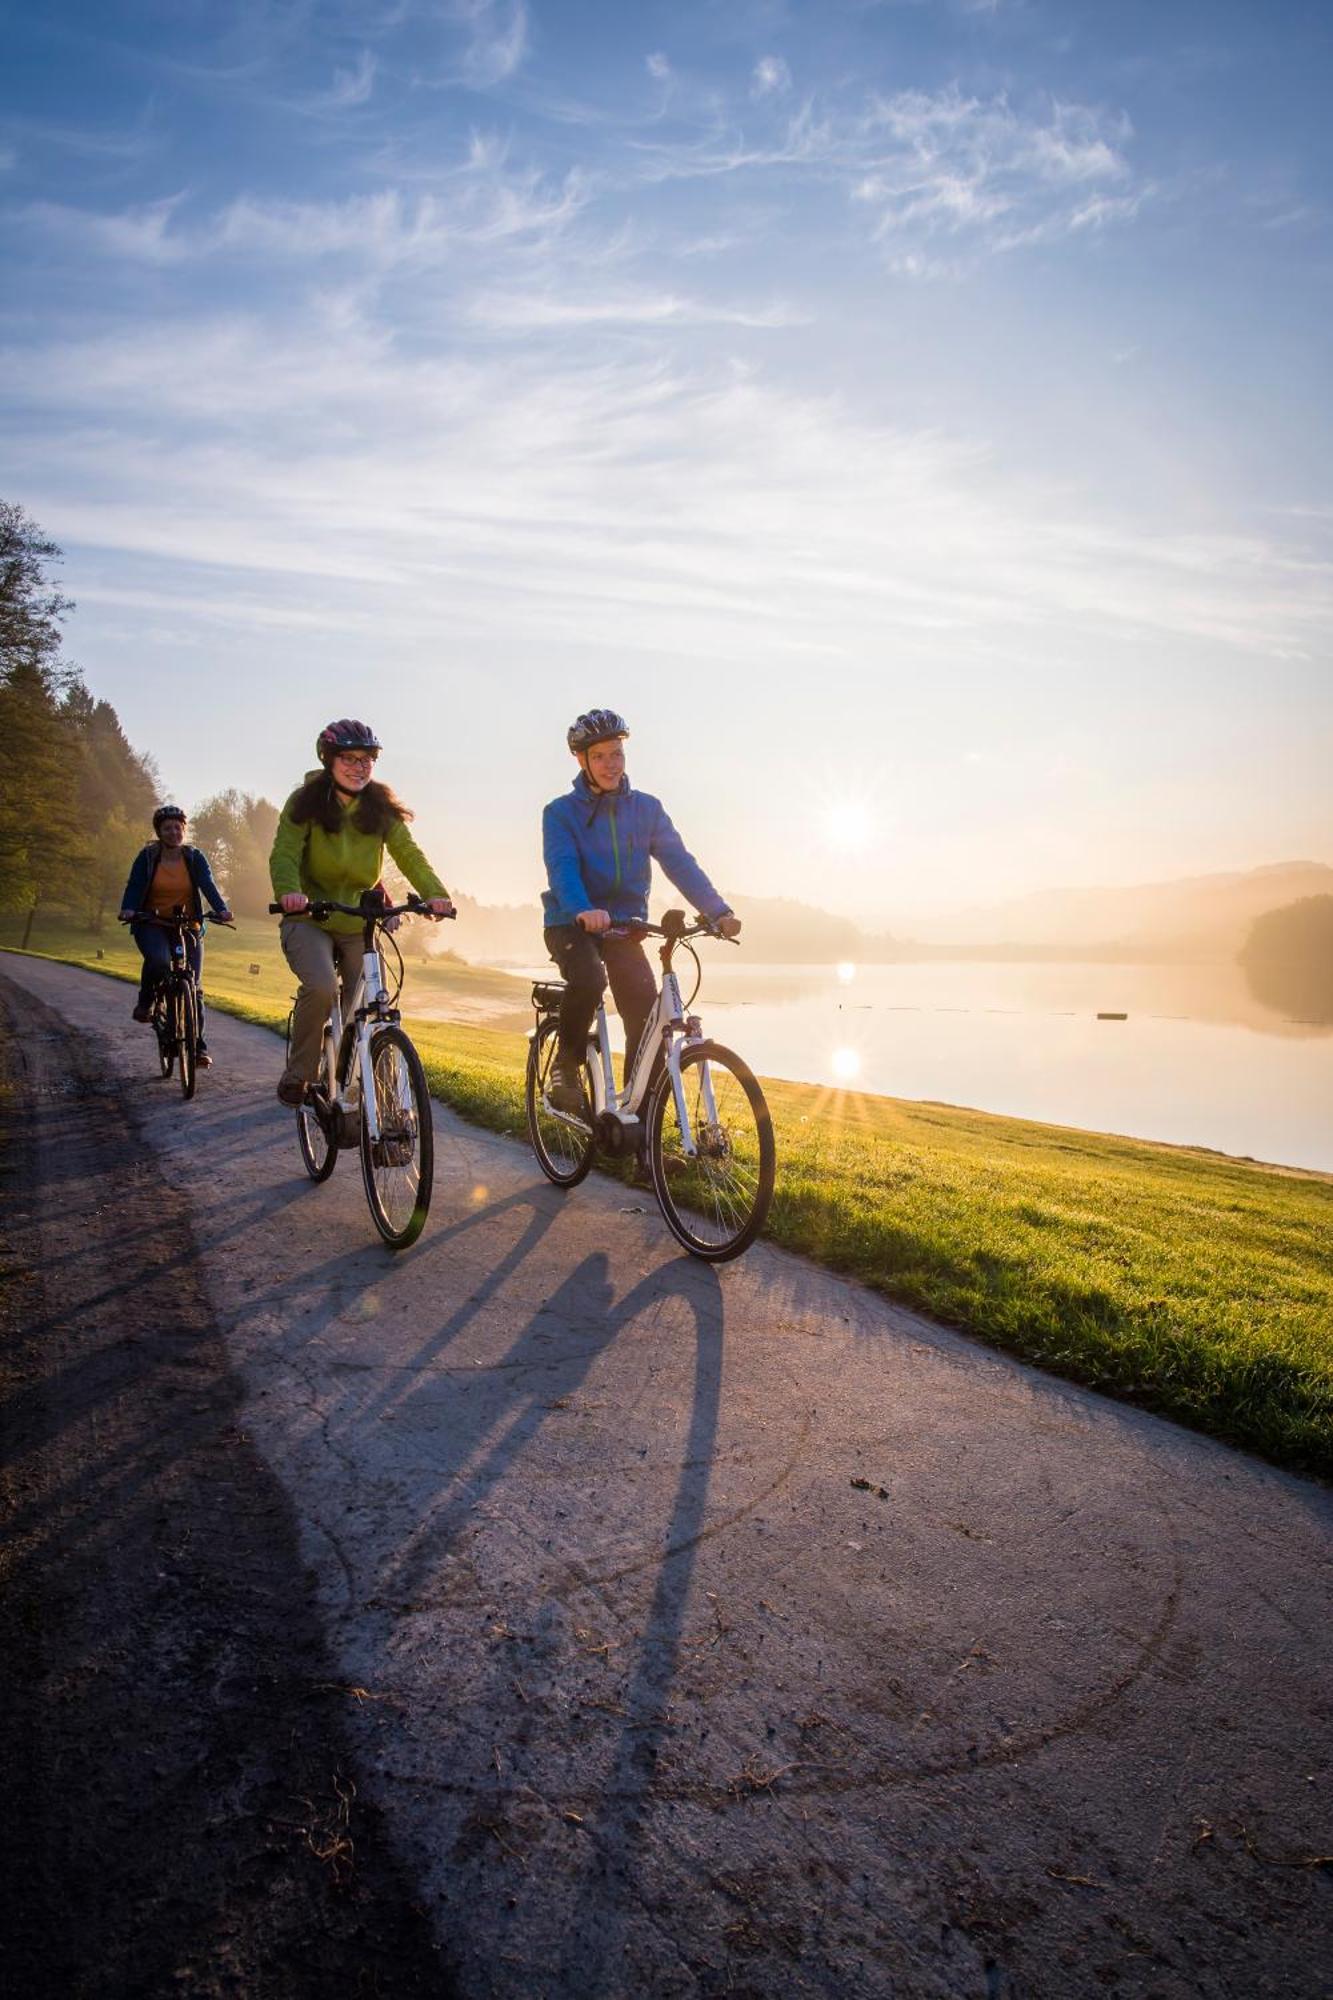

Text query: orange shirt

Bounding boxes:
[145,847,194,921]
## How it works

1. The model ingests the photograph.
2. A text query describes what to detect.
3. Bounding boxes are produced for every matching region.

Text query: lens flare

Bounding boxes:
[830,1047,861,1083]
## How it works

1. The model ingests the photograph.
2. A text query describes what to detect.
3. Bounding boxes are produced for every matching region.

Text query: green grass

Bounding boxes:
[5,911,1331,1480]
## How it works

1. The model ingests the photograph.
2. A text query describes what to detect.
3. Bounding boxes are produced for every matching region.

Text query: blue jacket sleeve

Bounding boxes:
[120,847,151,912]
[543,800,591,924]
[648,802,730,920]
[188,848,230,916]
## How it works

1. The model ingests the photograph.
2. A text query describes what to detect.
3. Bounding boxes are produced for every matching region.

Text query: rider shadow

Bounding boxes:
[384,1248,726,1985]
[547,1258,724,1990]
[374,1250,722,1650]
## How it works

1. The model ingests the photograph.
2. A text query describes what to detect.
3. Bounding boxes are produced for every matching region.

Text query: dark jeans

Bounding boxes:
[543,925,658,1083]
[133,921,206,1040]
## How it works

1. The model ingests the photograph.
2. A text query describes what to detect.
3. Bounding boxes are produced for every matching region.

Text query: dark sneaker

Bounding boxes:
[546,1060,586,1114]
[132,1003,153,1023]
[277,1071,308,1107]
[196,1047,213,1069]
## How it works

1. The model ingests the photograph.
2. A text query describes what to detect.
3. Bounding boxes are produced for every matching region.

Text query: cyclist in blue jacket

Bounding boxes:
[542,708,740,1113]
[119,804,232,1065]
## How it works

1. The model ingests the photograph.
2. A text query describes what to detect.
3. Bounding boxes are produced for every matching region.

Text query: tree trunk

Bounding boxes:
[20,900,38,950]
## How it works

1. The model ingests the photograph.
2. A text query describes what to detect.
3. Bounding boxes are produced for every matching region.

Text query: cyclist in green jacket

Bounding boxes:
[270,719,454,1106]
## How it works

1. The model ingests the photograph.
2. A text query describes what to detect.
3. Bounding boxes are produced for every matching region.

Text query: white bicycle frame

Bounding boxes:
[567,945,720,1160]
[319,941,394,1144]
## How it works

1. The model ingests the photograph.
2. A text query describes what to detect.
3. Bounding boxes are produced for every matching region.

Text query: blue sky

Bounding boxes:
[3,0,1330,922]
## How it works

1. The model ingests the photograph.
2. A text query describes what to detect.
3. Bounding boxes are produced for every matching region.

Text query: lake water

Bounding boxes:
[491,956,1333,1173]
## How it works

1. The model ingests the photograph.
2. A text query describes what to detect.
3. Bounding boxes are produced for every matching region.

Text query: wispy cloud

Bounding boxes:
[302,47,378,112]
[752,56,792,100]
[629,84,1141,266]
[16,152,587,270]
[466,287,802,330]
[413,0,529,90]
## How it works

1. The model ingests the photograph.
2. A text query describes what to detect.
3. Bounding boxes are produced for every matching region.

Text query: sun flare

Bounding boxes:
[820,798,876,854]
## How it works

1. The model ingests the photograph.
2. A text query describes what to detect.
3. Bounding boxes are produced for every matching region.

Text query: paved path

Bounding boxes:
[4,951,1330,1999]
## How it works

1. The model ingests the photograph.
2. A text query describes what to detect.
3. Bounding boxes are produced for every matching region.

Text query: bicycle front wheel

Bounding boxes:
[153,991,173,1077]
[177,983,198,1100]
[648,1042,775,1261]
[525,1016,594,1187]
[297,1047,339,1184]
[360,1025,433,1249]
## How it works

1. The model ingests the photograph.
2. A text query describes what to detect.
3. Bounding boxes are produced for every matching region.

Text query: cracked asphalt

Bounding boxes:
[2,950,1331,1999]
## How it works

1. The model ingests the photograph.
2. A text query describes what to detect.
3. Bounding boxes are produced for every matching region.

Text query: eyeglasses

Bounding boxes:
[334,751,378,768]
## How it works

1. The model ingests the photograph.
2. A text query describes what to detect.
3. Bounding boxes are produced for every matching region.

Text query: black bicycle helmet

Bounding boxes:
[567,708,629,754]
[152,803,186,830]
[316,718,381,766]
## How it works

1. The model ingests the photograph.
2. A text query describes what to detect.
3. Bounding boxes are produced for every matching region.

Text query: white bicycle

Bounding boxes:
[525,909,776,1262]
[271,894,441,1250]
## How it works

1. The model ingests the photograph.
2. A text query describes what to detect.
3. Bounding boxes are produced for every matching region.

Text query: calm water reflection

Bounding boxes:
[691,960,1333,1173]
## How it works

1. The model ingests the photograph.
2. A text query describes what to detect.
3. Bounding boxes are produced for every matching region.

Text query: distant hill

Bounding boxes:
[897,862,1333,960]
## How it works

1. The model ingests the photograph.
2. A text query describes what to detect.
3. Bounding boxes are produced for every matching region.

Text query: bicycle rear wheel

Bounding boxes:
[360,1025,433,1249]
[525,1016,594,1187]
[177,982,198,1100]
[648,1042,775,1261]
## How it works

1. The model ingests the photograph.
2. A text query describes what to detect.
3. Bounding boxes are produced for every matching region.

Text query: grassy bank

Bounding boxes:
[5,913,1330,1480]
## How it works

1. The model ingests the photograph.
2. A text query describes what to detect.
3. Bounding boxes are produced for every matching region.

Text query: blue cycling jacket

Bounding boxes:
[541,774,731,930]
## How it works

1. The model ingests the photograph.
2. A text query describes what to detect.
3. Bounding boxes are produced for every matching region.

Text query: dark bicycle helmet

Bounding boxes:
[567,708,629,754]
[152,803,187,830]
[316,718,381,766]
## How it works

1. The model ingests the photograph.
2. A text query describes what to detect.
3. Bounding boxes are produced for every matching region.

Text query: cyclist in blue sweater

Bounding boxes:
[542,708,740,1114]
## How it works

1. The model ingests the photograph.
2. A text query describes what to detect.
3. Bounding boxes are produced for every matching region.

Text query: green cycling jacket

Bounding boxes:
[269,776,447,935]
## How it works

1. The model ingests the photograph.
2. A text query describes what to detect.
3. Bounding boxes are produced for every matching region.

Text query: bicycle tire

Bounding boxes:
[297,1050,339,1183]
[154,995,173,1078]
[359,1024,433,1249]
[648,1041,775,1261]
[177,982,198,1100]
[525,1016,594,1187]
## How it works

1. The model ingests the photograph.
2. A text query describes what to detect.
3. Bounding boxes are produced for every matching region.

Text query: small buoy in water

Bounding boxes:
[1097,1011,1128,1021]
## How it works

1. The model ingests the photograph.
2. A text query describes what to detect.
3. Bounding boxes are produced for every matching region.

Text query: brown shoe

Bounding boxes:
[196,1050,213,1069]
[277,1071,308,1107]
[132,1003,153,1023]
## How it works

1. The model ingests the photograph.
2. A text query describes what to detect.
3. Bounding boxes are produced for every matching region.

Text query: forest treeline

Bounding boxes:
[1,502,279,928]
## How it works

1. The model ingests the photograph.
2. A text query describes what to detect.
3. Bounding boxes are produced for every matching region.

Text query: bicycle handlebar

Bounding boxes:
[603,914,738,946]
[267,894,454,922]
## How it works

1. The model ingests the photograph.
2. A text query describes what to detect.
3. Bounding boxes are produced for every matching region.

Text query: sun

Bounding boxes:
[820,797,876,854]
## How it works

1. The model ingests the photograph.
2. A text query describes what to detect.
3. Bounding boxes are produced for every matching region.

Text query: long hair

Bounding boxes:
[287,771,414,836]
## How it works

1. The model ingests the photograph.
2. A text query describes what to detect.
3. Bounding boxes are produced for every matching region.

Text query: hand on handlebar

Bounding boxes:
[279,892,309,914]
[423,897,456,920]
[716,915,742,939]
[577,908,612,935]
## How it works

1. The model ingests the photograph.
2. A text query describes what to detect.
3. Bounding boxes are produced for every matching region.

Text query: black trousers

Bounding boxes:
[544,925,658,1083]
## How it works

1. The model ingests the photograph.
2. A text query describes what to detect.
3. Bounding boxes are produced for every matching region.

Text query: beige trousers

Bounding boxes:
[280,919,367,1082]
